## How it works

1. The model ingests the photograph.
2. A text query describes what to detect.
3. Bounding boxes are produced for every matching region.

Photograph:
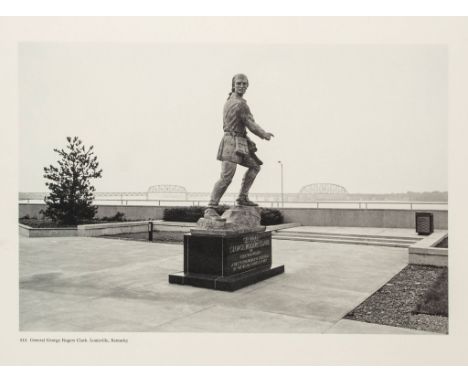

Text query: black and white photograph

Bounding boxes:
[1,16,468,366]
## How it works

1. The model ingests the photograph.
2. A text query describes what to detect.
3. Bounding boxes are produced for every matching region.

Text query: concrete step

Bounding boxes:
[265,222,302,231]
[272,235,412,248]
[273,231,419,245]
[274,229,419,241]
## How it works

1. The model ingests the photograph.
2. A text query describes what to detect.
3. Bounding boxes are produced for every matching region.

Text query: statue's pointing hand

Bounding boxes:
[264,132,274,141]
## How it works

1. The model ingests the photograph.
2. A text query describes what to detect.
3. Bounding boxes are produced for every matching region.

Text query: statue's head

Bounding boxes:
[231,73,249,96]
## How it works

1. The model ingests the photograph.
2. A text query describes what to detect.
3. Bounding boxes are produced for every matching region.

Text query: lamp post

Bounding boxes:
[278,161,284,208]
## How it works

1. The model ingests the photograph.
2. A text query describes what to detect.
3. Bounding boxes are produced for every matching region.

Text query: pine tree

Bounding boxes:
[43,136,103,225]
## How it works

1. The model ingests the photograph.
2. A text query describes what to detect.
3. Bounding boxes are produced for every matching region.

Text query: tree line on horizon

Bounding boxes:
[345,191,448,202]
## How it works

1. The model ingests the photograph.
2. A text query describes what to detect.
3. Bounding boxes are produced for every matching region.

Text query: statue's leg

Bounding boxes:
[208,161,237,207]
[238,165,261,203]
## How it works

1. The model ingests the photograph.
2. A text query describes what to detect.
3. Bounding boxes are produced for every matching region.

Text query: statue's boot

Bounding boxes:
[204,207,221,219]
[236,166,260,206]
[236,196,259,207]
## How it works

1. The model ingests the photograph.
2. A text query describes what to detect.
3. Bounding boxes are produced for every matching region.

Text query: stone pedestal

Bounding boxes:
[168,229,285,292]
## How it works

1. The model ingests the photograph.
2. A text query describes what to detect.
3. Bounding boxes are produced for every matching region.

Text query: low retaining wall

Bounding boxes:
[409,231,448,267]
[78,221,152,237]
[281,208,447,229]
[19,203,448,229]
[79,220,196,241]
[19,224,78,238]
[19,220,196,240]
[95,205,166,221]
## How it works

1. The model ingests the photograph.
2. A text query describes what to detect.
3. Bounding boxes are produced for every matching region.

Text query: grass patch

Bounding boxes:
[413,267,448,317]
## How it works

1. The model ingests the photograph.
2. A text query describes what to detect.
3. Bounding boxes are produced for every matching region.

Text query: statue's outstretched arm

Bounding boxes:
[245,115,268,139]
[245,116,274,141]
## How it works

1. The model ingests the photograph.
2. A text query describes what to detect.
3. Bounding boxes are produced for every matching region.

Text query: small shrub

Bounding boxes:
[163,206,205,222]
[100,212,126,222]
[163,206,283,225]
[260,208,284,226]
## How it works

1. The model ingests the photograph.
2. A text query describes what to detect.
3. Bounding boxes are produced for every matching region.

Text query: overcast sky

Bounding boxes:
[19,43,447,194]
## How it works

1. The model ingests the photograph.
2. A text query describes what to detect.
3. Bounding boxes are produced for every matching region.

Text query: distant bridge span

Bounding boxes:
[299,183,348,194]
[147,185,187,194]
[19,183,349,204]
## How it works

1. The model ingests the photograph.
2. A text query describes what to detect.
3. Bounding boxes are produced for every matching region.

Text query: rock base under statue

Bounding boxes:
[168,230,284,292]
[196,205,263,232]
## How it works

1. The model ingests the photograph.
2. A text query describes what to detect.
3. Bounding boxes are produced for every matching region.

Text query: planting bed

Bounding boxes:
[345,264,448,334]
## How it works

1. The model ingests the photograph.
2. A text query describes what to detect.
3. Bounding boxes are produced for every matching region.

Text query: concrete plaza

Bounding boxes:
[19,230,433,334]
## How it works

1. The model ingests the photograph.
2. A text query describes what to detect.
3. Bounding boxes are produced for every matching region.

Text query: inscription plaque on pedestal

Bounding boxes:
[226,231,272,274]
[169,230,284,292]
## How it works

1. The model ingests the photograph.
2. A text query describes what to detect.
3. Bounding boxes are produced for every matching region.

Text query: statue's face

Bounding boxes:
[233,76,249,96]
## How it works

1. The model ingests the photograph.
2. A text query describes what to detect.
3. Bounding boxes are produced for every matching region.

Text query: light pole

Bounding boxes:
[278,161,284,208]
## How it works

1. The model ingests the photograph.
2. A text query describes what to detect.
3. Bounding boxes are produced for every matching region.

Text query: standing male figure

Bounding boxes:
[206,74,274,217]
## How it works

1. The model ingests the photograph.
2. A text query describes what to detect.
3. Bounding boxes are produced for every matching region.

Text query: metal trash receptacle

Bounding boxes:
[415,212,434,235]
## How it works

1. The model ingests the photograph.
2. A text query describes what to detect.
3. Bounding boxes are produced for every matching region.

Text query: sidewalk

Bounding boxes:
[19,230,435,334]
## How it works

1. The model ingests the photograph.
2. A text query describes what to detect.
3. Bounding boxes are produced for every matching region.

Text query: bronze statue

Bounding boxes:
[206,74,274,216]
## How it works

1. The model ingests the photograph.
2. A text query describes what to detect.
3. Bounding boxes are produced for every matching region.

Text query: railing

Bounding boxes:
[268,200,448,210]
[19,198,448,210]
